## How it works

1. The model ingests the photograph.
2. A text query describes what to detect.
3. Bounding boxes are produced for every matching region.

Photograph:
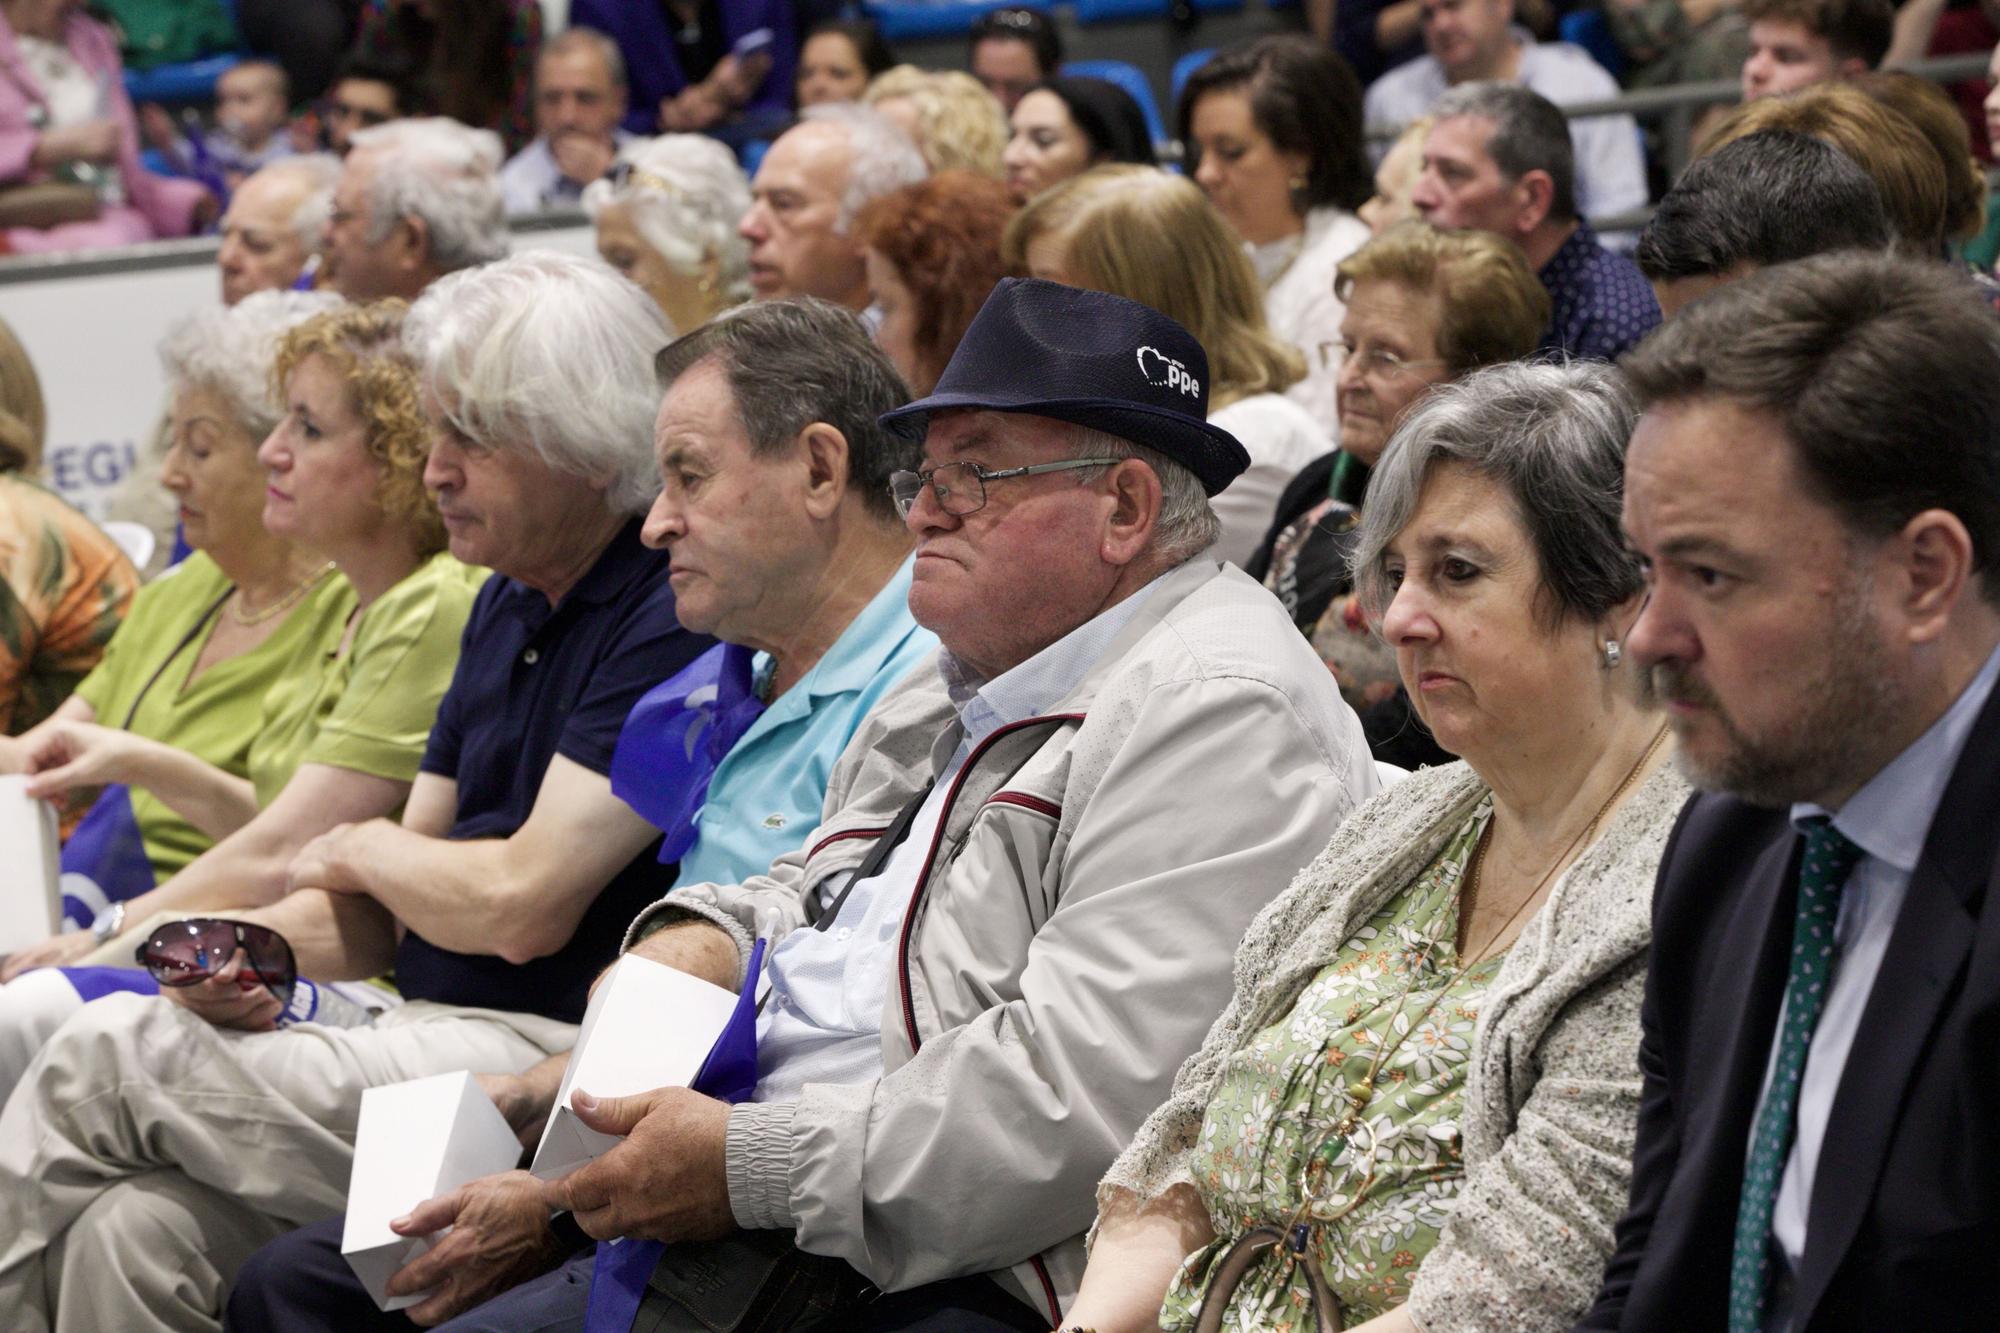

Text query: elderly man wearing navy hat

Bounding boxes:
[282,280,1379,1333]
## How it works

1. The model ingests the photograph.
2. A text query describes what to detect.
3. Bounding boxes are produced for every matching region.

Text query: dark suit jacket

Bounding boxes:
[1578,678,2000,1331]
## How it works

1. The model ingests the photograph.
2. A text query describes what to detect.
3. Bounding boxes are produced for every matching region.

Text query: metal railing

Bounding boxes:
[1368,50,1994,182]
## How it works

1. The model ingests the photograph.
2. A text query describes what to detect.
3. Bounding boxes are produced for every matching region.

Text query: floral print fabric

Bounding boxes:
[1162,802,1501,1330]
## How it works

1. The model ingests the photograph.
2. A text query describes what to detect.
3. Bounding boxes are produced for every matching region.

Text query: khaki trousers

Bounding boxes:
[0,991,577,1333]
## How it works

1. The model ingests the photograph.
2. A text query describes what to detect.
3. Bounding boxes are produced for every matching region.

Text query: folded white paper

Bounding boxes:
[529,953,740,1181]
[341,1070,522,1312]
[0,775,60,956]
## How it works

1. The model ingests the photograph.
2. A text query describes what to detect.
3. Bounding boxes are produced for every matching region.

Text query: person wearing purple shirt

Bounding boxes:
[570,0,796,146]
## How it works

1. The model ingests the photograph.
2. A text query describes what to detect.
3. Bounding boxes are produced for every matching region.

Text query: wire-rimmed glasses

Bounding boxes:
[889,457,1120,519]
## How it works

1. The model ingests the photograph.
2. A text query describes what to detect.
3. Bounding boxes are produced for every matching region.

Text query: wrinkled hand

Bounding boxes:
[22,720,142,800]
[657,86,724,132]
[549,128,617,187]
[386,1169,570,1327]
[159,947,284,1031]
[540,1086,734,1243]
[36,118,121,168]
[287,823,357,893]
[477,1069,556,1150]
[0,929,97,983]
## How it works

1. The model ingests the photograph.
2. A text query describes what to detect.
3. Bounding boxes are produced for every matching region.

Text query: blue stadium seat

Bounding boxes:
[1060,58,1166,147]
[1170,48,1215,113]
[863,0,1053,43]
[124,52,241,106]
[1559,9,1627,81]
[1191,0,1247,11]
[1073,0,1168,21]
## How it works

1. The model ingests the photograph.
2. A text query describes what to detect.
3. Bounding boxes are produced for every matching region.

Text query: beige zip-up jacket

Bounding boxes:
[622,558,1378,1321]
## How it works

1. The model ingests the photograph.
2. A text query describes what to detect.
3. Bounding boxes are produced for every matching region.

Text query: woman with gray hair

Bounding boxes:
[581,133,751,334]
[1065,361,1689,1333]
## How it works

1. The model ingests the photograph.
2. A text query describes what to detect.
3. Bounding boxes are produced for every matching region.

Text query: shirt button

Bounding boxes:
[836,927,851,941]
[522,648,539,665]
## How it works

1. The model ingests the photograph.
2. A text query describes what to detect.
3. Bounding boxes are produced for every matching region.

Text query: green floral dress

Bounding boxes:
[1161,803,1501,1331]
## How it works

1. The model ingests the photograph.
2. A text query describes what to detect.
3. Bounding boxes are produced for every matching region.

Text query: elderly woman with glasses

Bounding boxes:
[1249,221,1548,766]
[1062,361,1689,1333]
[582,133,752,334]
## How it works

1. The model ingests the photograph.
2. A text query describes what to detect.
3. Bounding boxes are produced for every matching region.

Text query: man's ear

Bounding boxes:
[797,422,850,520]
[397,213,431,271]
[1515,169,1556,236]
[1896,507,1979,646]
[1101,459,1163,568]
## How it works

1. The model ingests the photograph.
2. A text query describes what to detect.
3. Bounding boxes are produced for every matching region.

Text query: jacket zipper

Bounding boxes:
[889,710,1084,1329]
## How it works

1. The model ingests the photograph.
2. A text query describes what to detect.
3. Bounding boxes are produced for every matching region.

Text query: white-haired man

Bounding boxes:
[739,103,926,313]
[323,117,509,302]
[216,154,341,305]
[0,251,714,1333]
[227,280,1379,1331]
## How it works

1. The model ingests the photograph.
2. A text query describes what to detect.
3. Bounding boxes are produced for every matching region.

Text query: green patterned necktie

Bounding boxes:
[1727,816,1865,1332]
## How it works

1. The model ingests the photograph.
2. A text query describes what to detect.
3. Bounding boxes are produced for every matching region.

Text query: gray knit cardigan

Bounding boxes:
[1099,758,1691,1332]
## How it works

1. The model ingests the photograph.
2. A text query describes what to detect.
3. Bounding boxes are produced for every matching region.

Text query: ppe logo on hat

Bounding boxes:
[1136,345,1201,400]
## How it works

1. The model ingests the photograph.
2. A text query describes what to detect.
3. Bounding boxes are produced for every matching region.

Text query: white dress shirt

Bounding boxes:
[750,575,1167,1102]
[1755,640,2000,1329]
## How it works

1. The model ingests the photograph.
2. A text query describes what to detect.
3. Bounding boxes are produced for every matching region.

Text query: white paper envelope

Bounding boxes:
[529,953,740,1181]
[341,1070,523,1311]
[0,775,60,956]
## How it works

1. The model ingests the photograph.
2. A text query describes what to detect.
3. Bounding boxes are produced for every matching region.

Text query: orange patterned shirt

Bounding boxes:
[0,475,138,735]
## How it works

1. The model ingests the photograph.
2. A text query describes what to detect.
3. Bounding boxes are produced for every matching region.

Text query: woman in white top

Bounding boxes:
[1181,35,1375,435]
[1006,164,1331,567]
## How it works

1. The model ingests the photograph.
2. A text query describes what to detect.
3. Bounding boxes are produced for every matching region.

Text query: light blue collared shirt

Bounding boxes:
[1756,639,2000,1329]
[675,558,936,890]
[752,573,1168,1101]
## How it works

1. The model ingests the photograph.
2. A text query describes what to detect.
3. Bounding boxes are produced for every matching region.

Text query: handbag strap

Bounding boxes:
[808,778,936,934]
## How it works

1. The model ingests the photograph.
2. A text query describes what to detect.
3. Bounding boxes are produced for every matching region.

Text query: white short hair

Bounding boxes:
[800,102,929,233]
[159,289,346,439]
[403,249,670,514]
[580,135,753,306]
[248,152,341,250]
[350,117,509,273]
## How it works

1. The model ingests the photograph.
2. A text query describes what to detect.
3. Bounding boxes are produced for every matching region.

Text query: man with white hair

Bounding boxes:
[238,280,1378,1331]
[500,26,633,214]
[739,102,926,313]
[0,251,714,1333]
[322,117,509,302]
[216,154,340,305]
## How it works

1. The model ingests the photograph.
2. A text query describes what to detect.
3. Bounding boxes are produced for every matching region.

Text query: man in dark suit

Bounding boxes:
[1580,250,2000,1331]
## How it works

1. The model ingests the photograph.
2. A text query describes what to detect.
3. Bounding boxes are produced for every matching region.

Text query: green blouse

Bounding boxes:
[1163,801,1503,1331]
[72,553,354,885]
[246,551,489,808]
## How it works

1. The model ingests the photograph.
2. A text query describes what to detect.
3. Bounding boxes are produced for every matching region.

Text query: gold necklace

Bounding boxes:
[1298,721,1672,1221]
[229,561,335,627]
[1458,723,1669,966]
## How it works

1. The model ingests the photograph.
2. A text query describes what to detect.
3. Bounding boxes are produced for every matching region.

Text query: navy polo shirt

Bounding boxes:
[395,518,715,1023]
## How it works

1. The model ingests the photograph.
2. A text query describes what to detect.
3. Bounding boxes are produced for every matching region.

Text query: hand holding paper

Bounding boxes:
[541,1086,736,1243]
[385,1169,566,1328]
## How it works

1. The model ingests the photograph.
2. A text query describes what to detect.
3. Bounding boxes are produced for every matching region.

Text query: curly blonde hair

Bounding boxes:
[865,65,1007,178]
[272,300,446,556]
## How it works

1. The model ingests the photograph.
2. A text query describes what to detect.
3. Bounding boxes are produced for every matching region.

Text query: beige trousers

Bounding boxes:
[0,991,577,1333]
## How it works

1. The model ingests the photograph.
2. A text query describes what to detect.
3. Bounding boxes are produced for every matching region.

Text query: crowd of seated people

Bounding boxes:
[0,2,1994,1332]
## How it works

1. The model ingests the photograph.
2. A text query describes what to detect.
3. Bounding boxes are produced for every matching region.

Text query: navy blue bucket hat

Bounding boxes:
[877,278,1252,497]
